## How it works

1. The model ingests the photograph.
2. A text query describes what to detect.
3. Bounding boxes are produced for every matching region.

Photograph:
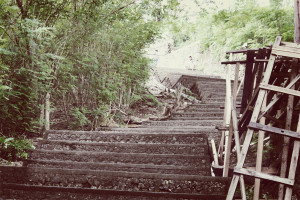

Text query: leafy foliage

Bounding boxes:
[0,0,179,136]
[168,2,293,59]
[204,4,294,55]
[0,136,35,163]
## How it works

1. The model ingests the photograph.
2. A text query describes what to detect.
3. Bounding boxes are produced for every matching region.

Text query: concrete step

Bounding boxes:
[46,130,210,144]
[181,109,240,115]
[196,83,243,88]
[24,160,210,176]
[143,120,223,127]
[2,183,229,200]
[182,76,227,84]
[202,98,242,103]
[191,85,244,95]
[193,84,241,90]
[187,103,224,109]
[169,116,223,120]
[36,140,208,155]
[28,150,210,167]
[171,112,224,118]
[194,80,243,86]
[177,108,224,113]
[202,93,243,98]
[0,166,230,197]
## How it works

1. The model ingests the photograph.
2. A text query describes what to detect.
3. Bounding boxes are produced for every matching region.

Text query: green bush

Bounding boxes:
[203,4,294,56]
[0,0,179,136]
[0,136,35,163]
[167,2,293,59]
[69,107,91,130]
[130,92,161,108]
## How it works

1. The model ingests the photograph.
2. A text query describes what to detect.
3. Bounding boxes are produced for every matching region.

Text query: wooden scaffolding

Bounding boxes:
[217,36,300,199]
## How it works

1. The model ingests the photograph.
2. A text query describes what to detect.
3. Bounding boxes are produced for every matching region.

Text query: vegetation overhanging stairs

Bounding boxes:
[0,75,236,200]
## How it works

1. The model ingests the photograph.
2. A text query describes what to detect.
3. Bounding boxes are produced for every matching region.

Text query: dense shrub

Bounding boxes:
[0,136,35,163]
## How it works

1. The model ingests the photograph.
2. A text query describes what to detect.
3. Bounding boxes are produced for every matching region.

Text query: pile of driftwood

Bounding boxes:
[215,36,300,199]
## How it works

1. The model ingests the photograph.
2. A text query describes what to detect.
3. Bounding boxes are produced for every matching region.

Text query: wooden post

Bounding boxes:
[253,96,266,200]
[278,61,297,199]
[223,64,232,177]
[295,0,300,43]
[232,98,246,200]
[45,93,50,131]
[241,50,255,113]
[218,130,225,162]
[233,62,240,101]
[211,139,219,166]
[237,75,244,100]
[284,111,300,199]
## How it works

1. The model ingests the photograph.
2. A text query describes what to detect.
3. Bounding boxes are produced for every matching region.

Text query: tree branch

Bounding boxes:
[16,0,27,19]
[105,0,136,20]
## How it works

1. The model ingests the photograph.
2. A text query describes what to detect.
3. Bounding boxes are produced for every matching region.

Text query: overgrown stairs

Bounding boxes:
[0,75,236,199]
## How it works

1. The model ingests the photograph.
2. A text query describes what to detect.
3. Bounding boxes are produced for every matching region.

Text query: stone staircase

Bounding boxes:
[0,75,236,200]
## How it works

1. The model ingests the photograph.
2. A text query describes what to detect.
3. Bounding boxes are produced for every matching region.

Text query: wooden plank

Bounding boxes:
[218,65,231,161]
[239,175,247,200]
[254,59,269,62]
[272,46,300,59]
[223,64,233,177]
[226,174,240,200]
[258,74,300,120]
[246,166,277,175]
[232,98,247,200]
[253,97,266,200]
[279,42,300,49]
[234,167,294,186]
[248,122,300,139]
[260,84,300,97]
[226,48,259,54]
[218,130,225,162]
[278,63,296,200]
[231,99,241,158]
[237,75,244,101]
[264,113,285,125]
[211,139,219,166]
[284,105,300,199]
[223,124,233,177]
[254,49,267,91]
[282,42,300,48]
[251,49,266,96]
[233,63,240,101]
[241,50,256,113]
[238,87,259,127]
[221,60,247,65]
[284,140,300,199]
